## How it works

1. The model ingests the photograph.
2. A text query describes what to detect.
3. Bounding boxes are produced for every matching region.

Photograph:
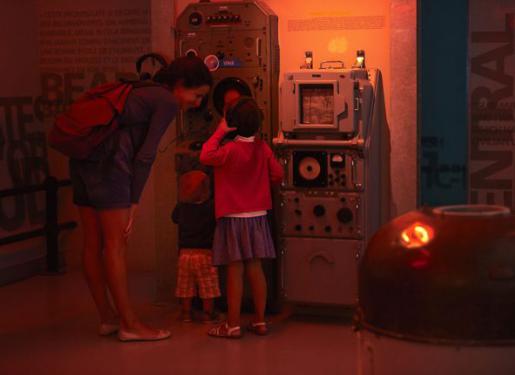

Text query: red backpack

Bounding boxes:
[48,81,133,159]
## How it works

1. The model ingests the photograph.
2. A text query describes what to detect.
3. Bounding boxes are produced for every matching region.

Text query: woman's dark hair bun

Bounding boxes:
[153,56,213,89]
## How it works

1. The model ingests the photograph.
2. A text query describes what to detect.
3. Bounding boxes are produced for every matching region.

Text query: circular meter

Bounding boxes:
[203,54,220,72]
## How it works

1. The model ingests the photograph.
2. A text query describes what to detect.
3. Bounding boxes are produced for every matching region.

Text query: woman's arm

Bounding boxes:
[131,91,178,203]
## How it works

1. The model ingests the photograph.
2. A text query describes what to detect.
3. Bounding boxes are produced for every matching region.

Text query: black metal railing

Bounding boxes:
[0,176,77,273]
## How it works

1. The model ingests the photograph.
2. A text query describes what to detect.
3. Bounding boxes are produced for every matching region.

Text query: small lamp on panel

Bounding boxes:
[354,50,366,68]
[300,51,313,69]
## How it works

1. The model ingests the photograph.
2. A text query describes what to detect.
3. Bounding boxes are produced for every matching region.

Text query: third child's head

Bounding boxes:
[178,170,210,204]
[225,97,263,138]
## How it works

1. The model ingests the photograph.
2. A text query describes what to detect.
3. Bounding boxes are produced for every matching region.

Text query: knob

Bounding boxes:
[295,225,302,231]
[294,209,302,216]
[313,205,325,217]
[203,55,220,71]
[189,12,203,26]
[324,226,332,233]
[337,208,353,223]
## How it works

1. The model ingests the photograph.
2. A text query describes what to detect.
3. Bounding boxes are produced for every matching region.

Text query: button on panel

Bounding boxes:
[206,13,242,24]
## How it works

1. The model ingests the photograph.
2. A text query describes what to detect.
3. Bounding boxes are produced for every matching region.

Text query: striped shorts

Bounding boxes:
[175,249,221,299]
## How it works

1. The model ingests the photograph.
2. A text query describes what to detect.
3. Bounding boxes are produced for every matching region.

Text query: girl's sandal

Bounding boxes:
[208,322,242,339]
[247,321,268,336]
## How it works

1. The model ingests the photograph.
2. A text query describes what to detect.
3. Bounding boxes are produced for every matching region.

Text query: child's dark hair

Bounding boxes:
[153,56,213,89]
[225,97,263,137]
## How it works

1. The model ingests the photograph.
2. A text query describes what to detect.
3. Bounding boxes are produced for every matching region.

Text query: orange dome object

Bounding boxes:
[358,205,515,344]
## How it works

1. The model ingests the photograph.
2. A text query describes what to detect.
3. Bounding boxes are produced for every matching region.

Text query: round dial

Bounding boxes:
[203,55,220,72]
[185,49,198,57]
[298,157,321,181]
[337,208,353,223]
[313,205,326,217]
[189,12,203,26]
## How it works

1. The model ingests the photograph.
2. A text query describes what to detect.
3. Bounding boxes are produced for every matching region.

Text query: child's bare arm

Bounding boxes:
[265,143,284,185]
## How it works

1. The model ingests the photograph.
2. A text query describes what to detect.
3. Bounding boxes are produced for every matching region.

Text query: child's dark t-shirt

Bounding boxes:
[172,200,216,250]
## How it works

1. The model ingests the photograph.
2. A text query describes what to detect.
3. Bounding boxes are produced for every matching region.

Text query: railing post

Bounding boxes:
[45,176,60,273]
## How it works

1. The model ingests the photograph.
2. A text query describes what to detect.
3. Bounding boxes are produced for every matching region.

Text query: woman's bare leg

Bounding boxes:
[226,261,244,327]
[98,208,166,337]
[79,206,117,324]
[245,259,267,323]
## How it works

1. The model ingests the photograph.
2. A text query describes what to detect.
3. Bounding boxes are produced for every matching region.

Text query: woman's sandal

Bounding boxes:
[208,322,242,339]
[247,321,268,336]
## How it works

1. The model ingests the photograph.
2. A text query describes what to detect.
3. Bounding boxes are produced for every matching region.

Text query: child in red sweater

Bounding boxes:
[200,97,283,338]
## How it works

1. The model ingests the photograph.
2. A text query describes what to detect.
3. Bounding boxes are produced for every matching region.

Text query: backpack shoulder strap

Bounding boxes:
[120,79,169,90]
[85,81,130,98]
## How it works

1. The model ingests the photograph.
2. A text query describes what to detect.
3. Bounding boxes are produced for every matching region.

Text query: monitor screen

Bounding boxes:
[299,84,334,125]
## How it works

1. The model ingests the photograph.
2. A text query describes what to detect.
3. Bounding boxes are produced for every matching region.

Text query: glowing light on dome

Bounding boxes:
[400,222,434,249]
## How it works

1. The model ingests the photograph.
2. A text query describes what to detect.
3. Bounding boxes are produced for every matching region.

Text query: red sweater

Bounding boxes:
[200,128,284,218]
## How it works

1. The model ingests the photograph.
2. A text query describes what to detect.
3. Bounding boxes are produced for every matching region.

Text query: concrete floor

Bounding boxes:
[0,271,356,375]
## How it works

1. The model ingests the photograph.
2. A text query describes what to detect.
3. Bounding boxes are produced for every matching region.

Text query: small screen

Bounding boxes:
[299,84,334,125]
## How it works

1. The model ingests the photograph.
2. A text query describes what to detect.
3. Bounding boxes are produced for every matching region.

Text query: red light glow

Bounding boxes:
[400,222,435,249]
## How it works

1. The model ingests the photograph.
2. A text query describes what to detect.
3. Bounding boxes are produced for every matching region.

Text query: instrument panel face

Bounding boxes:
[177,2,273,31]
[175,1,282,233]
[178,29,266,69]
[280,190,363,239]
[277,149,365,192]
[176,2,279,145]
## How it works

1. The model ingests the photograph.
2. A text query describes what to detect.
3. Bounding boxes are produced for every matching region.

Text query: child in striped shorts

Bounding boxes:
[172,170,220,323]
